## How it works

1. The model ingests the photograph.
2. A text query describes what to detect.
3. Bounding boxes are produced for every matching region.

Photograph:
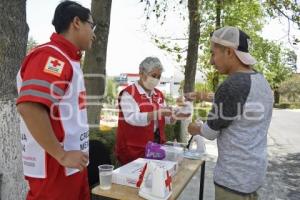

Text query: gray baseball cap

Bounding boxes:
[211,26,257,65]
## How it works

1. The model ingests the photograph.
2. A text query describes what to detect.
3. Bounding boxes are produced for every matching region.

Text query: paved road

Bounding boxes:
[259,109,300,200]
[178,109,300,200]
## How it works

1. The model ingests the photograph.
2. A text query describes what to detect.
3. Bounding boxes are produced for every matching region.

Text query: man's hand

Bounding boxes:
[158,106,172,117]
[148,107,172,122]
[174,113,191,120]
[176,96,187,106]
[17,102,89,171]
[188,122,201,136]
[173,100,193,120]
[183,92,197,101]
[58,150,89,171]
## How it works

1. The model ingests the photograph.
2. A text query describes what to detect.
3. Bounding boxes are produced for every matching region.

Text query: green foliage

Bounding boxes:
[194,82,212,93]
[144,0,298,98]
[164,94,176,105]
[284,49,298,71]
[192,104,211,121]
[141,0,186,23]
[104,78,118,104]
[263,0,300,28]
[26,37,38,53]
[89,127,117,164]
[274,102,300,109]
[142,0,189,67]
[89,121,183,163]
[198,73,227,92]
[197,1,297,93]
[164,121,181,142]
[274,103,292,109]
[290,103,300,109]
[279,74,300,102]
[254,40,296,90]
[198,0,265,85]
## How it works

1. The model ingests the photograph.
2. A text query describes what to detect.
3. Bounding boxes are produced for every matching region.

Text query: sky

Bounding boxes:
[26,0,300,78]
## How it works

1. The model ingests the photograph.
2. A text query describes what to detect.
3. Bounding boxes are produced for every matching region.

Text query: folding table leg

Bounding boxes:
[199,161,206,200]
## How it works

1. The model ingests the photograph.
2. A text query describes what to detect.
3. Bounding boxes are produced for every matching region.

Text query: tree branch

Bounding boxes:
[268,1,297,22]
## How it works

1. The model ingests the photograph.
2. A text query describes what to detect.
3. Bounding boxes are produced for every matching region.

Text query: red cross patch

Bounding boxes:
[43,56,65,77]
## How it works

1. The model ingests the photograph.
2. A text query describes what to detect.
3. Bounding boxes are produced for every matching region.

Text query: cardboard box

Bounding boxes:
[112,158,178,188]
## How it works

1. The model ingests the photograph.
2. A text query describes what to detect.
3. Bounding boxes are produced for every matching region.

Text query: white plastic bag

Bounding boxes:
[189,119,206,154]
[175,101,193,115]
[189,135,206,154]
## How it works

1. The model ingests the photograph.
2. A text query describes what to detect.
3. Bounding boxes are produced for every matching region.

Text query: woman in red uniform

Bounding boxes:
[115,57,175,165]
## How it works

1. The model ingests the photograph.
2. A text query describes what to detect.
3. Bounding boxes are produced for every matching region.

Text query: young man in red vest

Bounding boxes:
[115,57,176,165]
[16,1,96,199]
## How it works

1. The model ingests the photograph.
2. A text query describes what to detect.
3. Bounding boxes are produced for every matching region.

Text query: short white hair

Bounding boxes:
[139,57,164,74]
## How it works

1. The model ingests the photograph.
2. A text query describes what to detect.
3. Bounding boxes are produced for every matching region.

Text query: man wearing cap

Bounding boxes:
[16,1,95,199]
[188,26,273,200]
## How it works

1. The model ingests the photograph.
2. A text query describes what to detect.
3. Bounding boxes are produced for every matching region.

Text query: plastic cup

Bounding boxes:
[98,164,114,190]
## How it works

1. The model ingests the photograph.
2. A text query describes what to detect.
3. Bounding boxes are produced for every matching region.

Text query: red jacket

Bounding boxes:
[115,84,166,165]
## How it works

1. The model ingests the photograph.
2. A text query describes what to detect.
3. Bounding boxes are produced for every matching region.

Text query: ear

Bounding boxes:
[72,16,82,30]
[139,72,145,80]
[227,48,235,58]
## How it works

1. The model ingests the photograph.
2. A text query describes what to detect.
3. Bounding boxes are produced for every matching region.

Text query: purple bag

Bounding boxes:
[145,141,166,160]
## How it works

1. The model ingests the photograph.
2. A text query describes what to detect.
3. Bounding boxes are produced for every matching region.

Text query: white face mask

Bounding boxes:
[143,76,160,91]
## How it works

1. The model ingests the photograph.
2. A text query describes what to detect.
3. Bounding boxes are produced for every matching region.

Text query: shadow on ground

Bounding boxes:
[258,153,300,200]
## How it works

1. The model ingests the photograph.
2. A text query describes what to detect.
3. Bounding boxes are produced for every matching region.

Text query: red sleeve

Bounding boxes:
[16,47,73,109]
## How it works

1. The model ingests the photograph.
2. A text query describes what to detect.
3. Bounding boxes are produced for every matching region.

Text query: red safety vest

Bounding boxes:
[115,84,166,165]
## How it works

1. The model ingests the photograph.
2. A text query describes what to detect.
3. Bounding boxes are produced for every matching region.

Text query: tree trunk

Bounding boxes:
[83,0,112,128]
[216,0,221,28]
[274,89,280,104]
[181,0,201,143]
[183,0,201,93]
[212,0,221,92]
[0,0,29,199]
[0,173,2,194]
